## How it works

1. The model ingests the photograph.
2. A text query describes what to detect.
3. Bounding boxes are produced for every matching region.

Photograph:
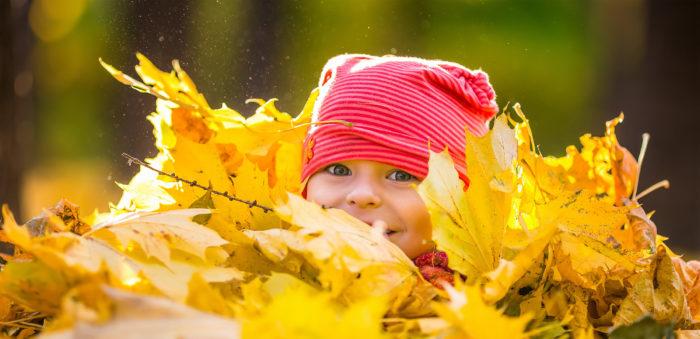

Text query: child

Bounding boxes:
[300,54,499,285]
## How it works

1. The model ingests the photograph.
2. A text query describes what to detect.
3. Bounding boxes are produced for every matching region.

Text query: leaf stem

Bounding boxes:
[632,133,650,200]
[0,313,45,328]
[16,321,43,329]
[635,180,670,201]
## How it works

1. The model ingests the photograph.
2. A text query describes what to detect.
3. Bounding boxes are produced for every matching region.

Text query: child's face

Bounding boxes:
[305,160,434,258]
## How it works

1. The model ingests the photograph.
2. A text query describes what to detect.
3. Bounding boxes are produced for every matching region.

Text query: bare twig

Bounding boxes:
[121,153,273,213]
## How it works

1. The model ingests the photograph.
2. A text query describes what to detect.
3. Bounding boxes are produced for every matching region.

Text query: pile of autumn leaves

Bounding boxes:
[0,54,698,338]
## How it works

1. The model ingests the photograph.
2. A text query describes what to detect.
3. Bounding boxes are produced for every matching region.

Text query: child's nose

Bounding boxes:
[346,185,382,208]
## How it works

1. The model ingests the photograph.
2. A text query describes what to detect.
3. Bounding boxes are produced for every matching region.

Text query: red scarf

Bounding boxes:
[413,250,454,288]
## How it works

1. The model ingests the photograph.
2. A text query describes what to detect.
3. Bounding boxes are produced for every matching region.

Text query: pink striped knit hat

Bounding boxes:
[300,54,499,189]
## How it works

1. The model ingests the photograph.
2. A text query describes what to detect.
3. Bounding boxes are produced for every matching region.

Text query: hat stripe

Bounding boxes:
[322,86,472,143]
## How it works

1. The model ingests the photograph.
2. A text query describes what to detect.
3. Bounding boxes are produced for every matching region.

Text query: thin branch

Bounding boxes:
[121,153,273,213]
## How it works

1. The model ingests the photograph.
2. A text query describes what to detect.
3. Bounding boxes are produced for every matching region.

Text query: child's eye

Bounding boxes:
[387,170,416,182]
[325,164,351,176]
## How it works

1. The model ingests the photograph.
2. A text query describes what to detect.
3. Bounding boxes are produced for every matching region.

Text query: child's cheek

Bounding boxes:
[305,174,342,207]
[406,193,432,234]
[397,194,434,258]
[415,209,434,251]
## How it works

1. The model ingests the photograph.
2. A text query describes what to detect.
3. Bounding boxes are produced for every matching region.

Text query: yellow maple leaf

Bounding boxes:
[138,258,242,302]
[213,98,311,157]
[133,132,283,237]
[102,54,211,113]
[1,206,242,303]
[245,193,436,317]
[105,54,315,236]
[539,191,638,289]
[72,212,241,301]
[513,104,637,207]
[613,246,692,326]
[672,257,700,323]
[0,261,73,315]
[42,287,240,338]
[482,224,557,303]
[241,274,387,339]
[115,164,176,212]
[417,114,516,282]
[432,282,532,339]
[185,273,238,318]
[87,209,227,266]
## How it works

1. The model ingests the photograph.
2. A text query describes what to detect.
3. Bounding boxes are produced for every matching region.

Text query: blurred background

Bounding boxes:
[1,0,698,256]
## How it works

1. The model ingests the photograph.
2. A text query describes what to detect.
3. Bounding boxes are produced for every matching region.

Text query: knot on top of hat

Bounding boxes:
[423,62,499,122]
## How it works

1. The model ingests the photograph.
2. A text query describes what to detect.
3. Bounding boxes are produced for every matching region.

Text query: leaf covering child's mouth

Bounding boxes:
[365,219,400,238]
